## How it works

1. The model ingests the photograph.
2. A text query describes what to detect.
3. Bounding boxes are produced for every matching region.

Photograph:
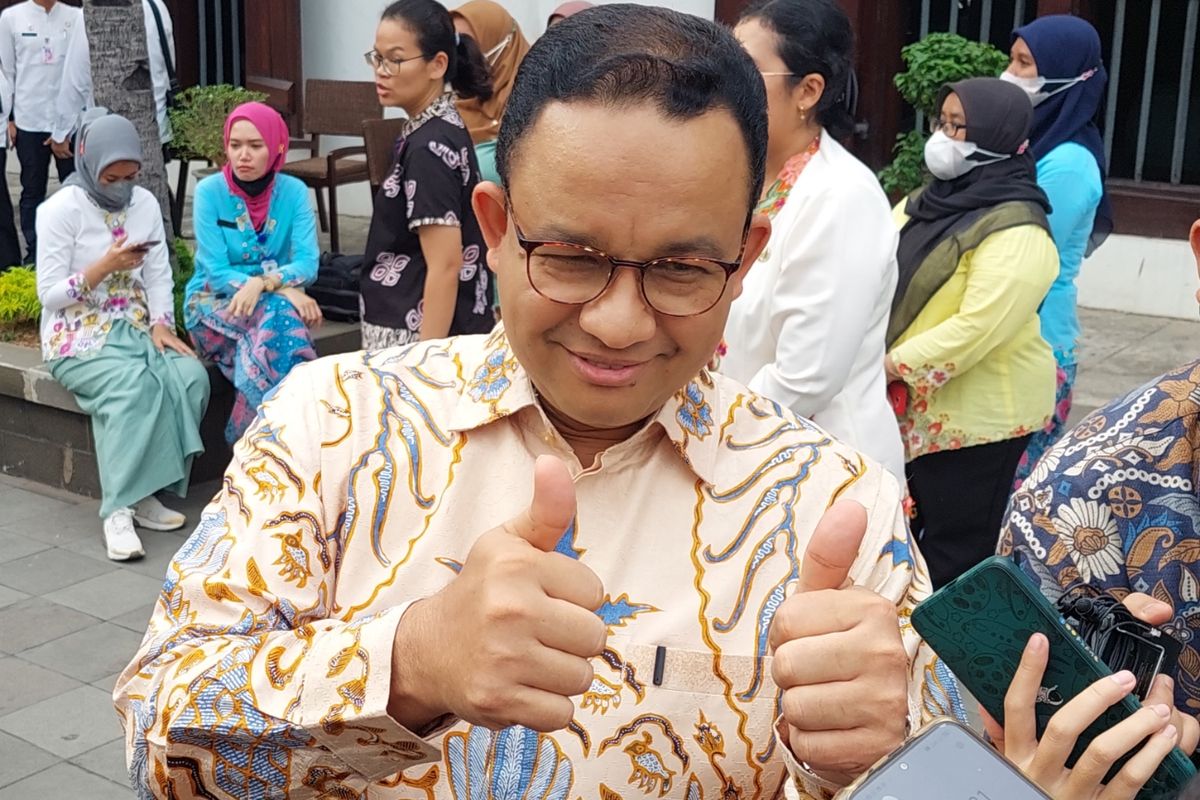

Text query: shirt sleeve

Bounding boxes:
[191,180,252,296]
[889,225,1059,390]
[114,362,445,799]
[778,465,960,799]
[405,136,468,231]
[35,197,93,313]
[0,11,16,126]
[52,17,89,142]
[1039,147,1101,285]
[747,183,898,417]
[137,199,174,328]
[277,180,319,288]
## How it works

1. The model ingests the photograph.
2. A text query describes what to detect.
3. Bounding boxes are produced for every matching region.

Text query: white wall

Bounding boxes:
[1077,234,1197,320]
[298,0,715,218]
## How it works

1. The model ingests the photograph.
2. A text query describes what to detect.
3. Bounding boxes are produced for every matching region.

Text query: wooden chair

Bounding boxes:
[281,79,382,252]
[363,116,408,201]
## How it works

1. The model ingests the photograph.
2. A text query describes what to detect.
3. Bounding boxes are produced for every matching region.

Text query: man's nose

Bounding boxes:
[577,267,657,350]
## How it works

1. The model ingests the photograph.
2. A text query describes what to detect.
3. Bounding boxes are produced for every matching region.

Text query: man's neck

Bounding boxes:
[32,0,56,12]
[542,400,646,469]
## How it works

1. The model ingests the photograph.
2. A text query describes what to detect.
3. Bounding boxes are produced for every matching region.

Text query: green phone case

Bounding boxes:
[911,556,1197,799]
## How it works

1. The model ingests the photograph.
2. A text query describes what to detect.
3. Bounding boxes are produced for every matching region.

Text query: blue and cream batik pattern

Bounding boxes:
[1000,358,1200,712]
[115,326,958,800]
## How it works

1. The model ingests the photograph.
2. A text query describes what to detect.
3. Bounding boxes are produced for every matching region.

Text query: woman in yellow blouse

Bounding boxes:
[886,77,1058,588]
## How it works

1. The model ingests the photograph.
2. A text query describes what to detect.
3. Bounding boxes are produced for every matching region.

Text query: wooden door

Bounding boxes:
[243,0,302,130]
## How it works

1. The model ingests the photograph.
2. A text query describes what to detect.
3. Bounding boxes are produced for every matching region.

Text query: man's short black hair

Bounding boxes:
[496,4,768,214]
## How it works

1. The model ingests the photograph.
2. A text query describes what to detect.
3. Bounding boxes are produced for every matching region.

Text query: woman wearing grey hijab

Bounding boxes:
[35,110,211,562]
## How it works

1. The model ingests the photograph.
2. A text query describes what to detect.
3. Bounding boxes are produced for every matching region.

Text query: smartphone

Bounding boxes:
[130,240,161,251]
[912,556,1196,799]
[845,718,1049,800]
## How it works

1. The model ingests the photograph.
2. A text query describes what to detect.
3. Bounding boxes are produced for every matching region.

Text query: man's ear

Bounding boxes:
[472,182,508,274]
[1190,219,1200,268]
[726,213,771,302]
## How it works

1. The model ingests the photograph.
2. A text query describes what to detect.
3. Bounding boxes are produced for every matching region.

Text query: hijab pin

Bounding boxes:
[1018,140,1030,155]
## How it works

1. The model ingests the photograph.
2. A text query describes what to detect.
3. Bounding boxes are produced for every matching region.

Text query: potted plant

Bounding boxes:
[168,84,269,167]
[879,33,1010,198]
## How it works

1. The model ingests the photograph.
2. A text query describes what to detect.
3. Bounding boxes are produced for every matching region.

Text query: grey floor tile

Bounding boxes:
[0,585,25,611]
[0,491,77,528]
[44,571,166,621]
[0,530,51,565]
[0,762,131,799]
[0,657,82,716]
[0,685,122,760]
[91,672,121,695]
[0,597,101,655]
[19,623,143,685]
[0,730,59,789]
[109,603,157,635]
[70,738,129,787]
[0,548,116,596]
[12,502,104,548]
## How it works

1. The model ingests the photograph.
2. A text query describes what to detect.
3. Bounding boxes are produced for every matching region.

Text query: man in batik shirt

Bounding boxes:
[115,8,960,799]
[1000,218,1200,713]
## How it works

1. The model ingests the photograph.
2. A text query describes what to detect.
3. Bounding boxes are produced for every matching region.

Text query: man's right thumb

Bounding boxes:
[509,455,577,553]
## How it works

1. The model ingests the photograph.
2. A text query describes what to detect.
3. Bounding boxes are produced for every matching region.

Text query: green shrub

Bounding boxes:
[173,239,194,338]
[879,33,1010,197]
[0,267,40,324]
[169,84,269,164]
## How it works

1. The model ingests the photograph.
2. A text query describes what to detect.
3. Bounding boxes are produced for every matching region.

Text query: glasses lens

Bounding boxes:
[643,259,729,315]
[527,243,611,304]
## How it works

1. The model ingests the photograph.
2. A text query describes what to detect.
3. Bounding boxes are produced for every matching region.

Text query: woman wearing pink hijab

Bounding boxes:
[547,0,593,26]
[184,101,322,444]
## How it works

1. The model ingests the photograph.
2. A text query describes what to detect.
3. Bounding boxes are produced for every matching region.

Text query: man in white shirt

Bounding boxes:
[0,0,81,263]
[52,0,175,154]
[0,71,20,270]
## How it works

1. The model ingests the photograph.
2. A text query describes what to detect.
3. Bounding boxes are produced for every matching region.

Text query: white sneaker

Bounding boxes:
[133,496,186,532]
[103,508,144,561]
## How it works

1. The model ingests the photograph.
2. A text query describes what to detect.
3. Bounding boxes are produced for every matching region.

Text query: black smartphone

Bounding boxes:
[130,240,161,251]
[912,556,1196,798]
[845,718,1049,800]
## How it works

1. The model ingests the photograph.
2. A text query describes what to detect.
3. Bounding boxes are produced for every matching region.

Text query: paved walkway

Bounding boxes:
[0,281,1195,791]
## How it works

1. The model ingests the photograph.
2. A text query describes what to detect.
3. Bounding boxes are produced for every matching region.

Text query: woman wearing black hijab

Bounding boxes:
[885,77,1058,588]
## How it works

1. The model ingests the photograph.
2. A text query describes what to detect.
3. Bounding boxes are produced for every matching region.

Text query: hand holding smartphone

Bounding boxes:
[912,557,1196,799]
[129,239,161,252]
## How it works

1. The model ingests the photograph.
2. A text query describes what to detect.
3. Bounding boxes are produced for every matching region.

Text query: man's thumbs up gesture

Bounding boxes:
[769,501,911,786]
[389,456,608,733]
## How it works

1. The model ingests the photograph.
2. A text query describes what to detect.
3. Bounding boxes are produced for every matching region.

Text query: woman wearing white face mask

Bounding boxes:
[885,77,1058,588]
[451,0,530,186]
[1001,15,1110,488]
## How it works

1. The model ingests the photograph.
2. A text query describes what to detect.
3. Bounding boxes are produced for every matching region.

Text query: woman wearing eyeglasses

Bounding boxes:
[887,77,1057,588]
[360,0,495,350]
[1002,16,1110,488]
[722,0,906,480]
[451,0,530,186]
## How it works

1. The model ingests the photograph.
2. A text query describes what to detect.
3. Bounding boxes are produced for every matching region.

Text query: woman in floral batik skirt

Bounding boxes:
[886,77,1058,589]
[186,102,322,445]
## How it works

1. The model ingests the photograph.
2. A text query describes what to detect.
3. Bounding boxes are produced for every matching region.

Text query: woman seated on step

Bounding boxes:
[36,110,210,562]
[185,102,322,445]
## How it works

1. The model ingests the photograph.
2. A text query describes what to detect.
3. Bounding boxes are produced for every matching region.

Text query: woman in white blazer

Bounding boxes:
[724,0,905,480]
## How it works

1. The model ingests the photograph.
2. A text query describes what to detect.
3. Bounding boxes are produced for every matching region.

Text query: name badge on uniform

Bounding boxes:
[41,40,54,64]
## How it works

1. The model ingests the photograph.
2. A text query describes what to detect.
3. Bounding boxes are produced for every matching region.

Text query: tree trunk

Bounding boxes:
[82,0,173,247]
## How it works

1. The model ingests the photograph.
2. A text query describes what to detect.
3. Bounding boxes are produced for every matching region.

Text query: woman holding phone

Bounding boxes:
[36,110,209,562]
[186,102,322,445]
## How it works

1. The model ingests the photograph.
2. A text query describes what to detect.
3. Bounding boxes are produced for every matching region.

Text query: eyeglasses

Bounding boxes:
[364,49,425,77]
[930,116,969,137]
[506,196,748,317]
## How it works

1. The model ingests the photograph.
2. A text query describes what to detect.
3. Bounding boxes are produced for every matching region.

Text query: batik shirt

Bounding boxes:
[1000,359,1200,712]
[115,328,959,800]
[359,92,494,343]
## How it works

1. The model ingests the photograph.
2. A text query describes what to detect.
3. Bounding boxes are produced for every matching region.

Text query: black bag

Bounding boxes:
[309,253,362,322]
[147,0,181,110]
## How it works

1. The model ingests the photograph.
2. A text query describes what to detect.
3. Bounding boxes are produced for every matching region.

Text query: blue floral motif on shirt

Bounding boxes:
[676,382,714,439]
[469,348,515,405]
[445,725,573,800]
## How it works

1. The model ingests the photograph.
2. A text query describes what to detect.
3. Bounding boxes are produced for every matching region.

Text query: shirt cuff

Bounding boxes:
[65,271,95,304]
[151,311,176,330]
[296,606,445,781]
[774,717,842,800]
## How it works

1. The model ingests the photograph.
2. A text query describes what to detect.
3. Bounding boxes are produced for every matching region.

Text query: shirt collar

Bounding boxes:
[448,327,723,485]
[403,91,465,138]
